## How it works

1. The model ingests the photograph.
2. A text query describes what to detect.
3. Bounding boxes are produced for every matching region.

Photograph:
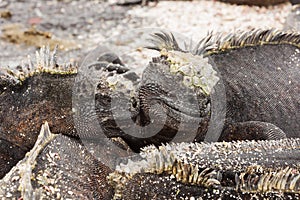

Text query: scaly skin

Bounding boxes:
[109,138,300,199]
[0,29,299,199]
[143,30,300,143]
[1,124,299,199]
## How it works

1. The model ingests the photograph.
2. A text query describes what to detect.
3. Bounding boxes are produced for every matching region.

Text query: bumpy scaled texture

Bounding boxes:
[109,139,300,199]
[144,29,300,143]
[0,29,299,199]
[0,44,136,178]
[0,46,77,178]
[0,123,113,199]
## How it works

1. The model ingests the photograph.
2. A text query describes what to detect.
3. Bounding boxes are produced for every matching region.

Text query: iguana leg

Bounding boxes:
[219,121,287,141]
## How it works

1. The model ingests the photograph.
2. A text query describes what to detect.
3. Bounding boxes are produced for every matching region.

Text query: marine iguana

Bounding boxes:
[0,29,299,198]
[0,122,114,199]
[0,45,132,178]
[73,30,300,158]
[0,46,77,178]
[1,123,299,199]
[137,29,300,144]
[109,138,300,199]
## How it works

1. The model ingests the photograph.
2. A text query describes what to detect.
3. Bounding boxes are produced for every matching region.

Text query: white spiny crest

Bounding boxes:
[148,29,300,56]
[109,138,300,199]
[0,45,77,85]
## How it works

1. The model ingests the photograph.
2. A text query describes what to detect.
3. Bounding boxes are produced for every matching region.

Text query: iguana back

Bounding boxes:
[145,30,300,142]
[209,39,300,140]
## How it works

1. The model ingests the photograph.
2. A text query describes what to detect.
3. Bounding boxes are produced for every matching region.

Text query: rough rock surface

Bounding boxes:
[0,0,292,67]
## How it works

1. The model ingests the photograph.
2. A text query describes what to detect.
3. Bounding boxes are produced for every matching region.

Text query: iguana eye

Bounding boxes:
[131,96,138,108]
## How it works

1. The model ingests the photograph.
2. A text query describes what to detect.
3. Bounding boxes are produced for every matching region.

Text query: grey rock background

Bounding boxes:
[0,0,292,68]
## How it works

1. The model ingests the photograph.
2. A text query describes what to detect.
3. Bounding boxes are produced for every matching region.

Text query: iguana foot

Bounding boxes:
[90,48,128,74]
[220,121,287,141]
[97,52,125,67]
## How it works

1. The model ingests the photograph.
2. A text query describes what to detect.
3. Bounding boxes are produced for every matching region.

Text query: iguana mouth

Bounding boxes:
[138,81,211,119]
[144,94,210,118]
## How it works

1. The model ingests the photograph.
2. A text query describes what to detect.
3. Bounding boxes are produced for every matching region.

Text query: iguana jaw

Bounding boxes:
[107,49,215,146]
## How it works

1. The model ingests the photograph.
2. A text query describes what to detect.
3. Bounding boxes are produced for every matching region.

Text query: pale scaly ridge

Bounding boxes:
[0,122,56,200]
[0,45,77,85]
[108,139,300,199]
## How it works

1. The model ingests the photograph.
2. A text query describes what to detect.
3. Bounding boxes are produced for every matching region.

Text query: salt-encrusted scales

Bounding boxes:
[31,132,114,199]
[145,29,300,142]
[0,46,77,85]
[160,50,219,95]
[148,29,300,56]
[0,46,77,178]
[109,139,300,199]
[0,123,114,199]
[112,173,300,199]
[0,122,56,199]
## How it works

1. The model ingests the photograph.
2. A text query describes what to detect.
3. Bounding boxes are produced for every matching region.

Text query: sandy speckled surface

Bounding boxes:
[0,0,293,66]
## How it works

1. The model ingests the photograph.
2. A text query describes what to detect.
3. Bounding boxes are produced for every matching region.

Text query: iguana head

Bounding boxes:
[129,32,222,145]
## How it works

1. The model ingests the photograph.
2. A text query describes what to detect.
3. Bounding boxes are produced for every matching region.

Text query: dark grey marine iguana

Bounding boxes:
[106,29,300,199]
[0,29,299,199]
[1,123,300,199]
[135,29,300,144]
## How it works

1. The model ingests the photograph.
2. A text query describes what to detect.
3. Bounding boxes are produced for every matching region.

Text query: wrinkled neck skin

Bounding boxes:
[90,55,212,151]
[112,55,210,149]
